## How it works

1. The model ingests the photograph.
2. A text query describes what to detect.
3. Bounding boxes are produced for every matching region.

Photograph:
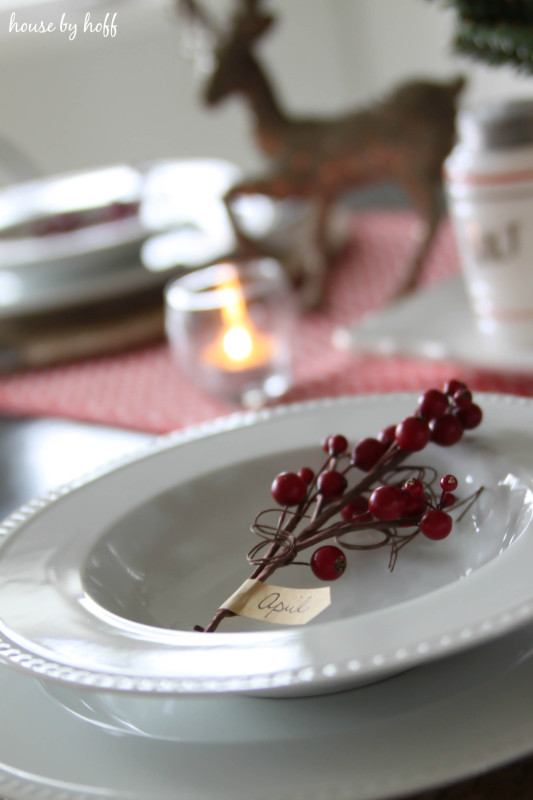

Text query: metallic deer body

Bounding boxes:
[181,0,465,309]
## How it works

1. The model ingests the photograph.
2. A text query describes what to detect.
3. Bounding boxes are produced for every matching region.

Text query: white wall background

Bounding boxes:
[1,0,533,181]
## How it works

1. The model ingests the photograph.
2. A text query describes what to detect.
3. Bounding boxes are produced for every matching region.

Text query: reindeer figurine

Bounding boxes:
[180,0,465,310]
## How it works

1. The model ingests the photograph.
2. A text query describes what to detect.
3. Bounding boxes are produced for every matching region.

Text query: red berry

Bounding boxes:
[368,485,406,521]
[453,389,473,409]
[325,434,349,455]
[352,510,374,524]
[317,470,346,498]
[341,504,355,521]
[402,477,424,497]
[340,496,368,521]
[311,545,347,581]
[395,416,430,451]
[378,424,397,446]
[299,467,315,485]
[440,492,456,508]
[455,403,483,430]
[418,389,449,420]
[420,509,453,540]
[271,472,307,506]
[404,493,428,516]
[352,438,387,471]
[440,474,458,492]
[430,414,463,446]
[443,379,467,396]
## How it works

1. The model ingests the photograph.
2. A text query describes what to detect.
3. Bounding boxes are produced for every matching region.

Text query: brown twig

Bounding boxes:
[201,446,415,632]
[196,383,485,632]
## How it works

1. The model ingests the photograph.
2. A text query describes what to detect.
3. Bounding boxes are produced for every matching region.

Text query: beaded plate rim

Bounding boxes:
[0,392,532,696]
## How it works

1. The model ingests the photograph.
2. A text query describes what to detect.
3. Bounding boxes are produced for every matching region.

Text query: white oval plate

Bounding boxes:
[0,393,532,697]
[2,622,533,800]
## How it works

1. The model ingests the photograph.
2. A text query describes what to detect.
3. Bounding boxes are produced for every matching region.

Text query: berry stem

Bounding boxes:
[201,445,409,632]
[197,382,484,633]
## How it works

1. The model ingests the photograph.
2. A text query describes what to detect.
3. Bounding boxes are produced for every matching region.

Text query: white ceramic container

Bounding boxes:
[445,99,533,348]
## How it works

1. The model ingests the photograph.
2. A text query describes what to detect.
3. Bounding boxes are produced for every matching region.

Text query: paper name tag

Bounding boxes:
[221,578,331,625]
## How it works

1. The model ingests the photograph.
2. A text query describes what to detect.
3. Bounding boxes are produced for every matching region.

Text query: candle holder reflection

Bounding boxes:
[165,259,295,407]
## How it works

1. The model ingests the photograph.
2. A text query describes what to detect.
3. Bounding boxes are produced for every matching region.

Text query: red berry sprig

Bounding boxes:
[198,381,483,632]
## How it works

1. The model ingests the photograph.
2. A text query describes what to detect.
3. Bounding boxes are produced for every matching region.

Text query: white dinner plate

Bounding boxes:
[333,277,533,374]
[0,394,532,698]
[1,620,533,800]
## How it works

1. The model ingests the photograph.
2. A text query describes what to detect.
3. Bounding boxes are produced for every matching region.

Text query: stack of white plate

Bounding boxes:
[0,393,532,799]
[0,159,307,320]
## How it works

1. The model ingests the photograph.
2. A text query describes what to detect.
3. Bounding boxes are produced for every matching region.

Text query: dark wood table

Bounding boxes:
[0,413,150,522]
[0,413,532,799]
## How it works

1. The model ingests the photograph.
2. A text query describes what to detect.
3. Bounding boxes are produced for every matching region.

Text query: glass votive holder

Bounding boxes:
[165,258,295,407]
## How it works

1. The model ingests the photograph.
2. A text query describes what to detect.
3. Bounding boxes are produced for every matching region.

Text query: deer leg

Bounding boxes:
[394,178,443,299]
[222,175,332,310]
[295,197,333,311]
[222,181,268,258]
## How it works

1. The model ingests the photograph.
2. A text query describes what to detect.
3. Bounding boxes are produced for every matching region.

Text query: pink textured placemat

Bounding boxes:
[1,210,532,434]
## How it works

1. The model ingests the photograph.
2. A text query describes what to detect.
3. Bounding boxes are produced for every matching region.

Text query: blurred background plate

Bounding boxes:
[0,159,309,368]
[0,158,299,319]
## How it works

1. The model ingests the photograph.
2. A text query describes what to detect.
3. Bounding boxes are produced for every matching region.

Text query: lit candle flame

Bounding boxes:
[223,326,253,361]
[204,276,273,370]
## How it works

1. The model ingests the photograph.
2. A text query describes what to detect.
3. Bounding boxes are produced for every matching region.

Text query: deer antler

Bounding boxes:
[229,0,275,44]
[178,0,219,34]
[177,0,221,74]
[179,0,273,40]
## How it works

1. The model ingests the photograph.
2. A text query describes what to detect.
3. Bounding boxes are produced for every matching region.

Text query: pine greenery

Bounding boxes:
[431,0,533,72]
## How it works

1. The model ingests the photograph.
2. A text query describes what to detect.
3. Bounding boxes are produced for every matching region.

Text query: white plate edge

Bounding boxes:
[0,392,532,695]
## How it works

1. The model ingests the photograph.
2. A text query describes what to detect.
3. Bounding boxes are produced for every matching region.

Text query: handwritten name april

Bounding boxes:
[257,591,312,620]
[9,12,118,41]
[221,577,331,625]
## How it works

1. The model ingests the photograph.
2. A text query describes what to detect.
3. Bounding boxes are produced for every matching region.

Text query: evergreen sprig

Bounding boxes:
[429,0,533,72]
[455,21,533,72]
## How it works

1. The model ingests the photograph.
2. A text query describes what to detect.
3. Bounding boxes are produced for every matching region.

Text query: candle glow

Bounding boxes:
[223,326,253,361]
[204,276,273,371]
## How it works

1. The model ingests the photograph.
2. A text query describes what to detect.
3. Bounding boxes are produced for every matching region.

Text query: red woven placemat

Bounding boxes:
[0,210,531,433]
